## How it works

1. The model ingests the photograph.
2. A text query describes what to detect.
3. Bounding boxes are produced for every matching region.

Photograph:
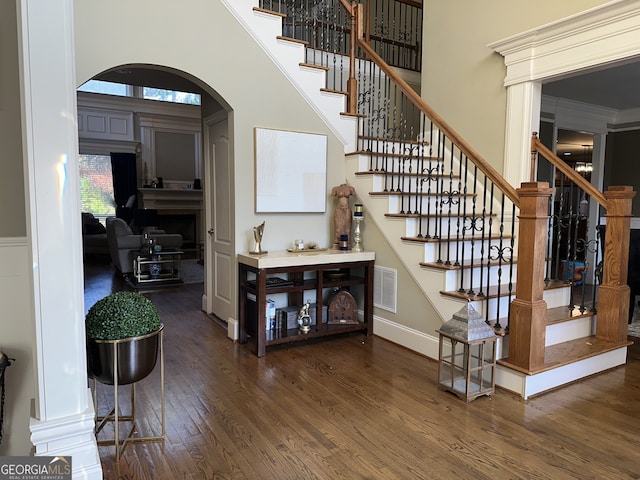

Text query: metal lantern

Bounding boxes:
[437,303,497,402]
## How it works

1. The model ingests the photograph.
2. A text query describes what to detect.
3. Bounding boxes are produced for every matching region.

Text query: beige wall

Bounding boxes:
[421,0,609,174]
[0,0,26,237]
[361,199,438,333]
[0,2,36,456]
[74,0,346,253]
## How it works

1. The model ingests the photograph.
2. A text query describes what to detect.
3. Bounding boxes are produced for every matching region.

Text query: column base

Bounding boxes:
[30,389,103,479]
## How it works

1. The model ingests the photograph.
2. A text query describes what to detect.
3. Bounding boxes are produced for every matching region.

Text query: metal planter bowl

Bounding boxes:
[88,325,163,386]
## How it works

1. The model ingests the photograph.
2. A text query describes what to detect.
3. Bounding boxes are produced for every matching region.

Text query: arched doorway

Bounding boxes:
[78,65,233,324]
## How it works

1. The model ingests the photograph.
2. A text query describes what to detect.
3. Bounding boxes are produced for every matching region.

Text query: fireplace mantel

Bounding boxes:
[139,188,203,247]
[139,188,203,211]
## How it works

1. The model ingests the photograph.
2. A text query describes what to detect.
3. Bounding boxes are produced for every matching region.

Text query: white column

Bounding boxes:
[19,0,102,477]
[503,81,542,187]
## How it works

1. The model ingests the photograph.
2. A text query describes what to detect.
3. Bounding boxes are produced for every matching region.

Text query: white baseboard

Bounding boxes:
[373,315,440,360]
[228,317,239,341]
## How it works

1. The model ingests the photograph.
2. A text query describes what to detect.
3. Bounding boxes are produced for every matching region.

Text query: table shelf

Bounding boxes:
[238,250,375,357]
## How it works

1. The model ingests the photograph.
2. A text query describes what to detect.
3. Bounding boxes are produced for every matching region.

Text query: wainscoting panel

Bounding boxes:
[0,238,36,455]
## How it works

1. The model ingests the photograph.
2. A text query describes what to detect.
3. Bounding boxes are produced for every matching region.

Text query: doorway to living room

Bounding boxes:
[78,66,232,326]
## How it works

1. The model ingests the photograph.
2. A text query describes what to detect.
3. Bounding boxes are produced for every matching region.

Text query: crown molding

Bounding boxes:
[489,0,640,86]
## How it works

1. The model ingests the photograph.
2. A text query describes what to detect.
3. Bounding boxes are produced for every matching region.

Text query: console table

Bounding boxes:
[238,250,375,357]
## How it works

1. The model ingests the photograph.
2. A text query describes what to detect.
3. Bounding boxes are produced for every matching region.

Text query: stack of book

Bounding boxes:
[247,276,294,289]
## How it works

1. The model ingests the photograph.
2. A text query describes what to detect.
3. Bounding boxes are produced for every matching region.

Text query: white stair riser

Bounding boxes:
[423,238,513,264]
[543,287,571,309]
[360,157,443,176]
[467,296,513,320]
[442,264,518,292]
[466,285,580,329]
[546,316,596,346]
[359,138,432,154]
[386,195,486,219]
[404,216,500,237]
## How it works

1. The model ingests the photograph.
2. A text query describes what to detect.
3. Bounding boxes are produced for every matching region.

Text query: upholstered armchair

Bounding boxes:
[105,217,183,275]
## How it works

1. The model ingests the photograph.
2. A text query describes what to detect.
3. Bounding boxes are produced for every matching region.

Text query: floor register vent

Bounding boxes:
[373,266,397,313]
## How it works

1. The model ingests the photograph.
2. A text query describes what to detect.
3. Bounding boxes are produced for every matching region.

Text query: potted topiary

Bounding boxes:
[86,291,163,385]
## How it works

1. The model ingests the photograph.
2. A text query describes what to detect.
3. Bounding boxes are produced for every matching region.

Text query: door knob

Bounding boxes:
[208,229,215,235]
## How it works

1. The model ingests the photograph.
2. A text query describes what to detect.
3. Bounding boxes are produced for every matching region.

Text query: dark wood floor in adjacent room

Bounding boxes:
[84,256,640,480]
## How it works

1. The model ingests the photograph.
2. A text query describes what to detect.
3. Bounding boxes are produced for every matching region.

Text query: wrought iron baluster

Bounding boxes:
[505,201,517,333]
[442,142,457,266]
[457,156,471,292]
[483,181,495,305]
[453,152,464,267]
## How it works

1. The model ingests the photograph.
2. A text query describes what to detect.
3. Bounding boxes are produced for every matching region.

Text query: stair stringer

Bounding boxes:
[221,0,357,152]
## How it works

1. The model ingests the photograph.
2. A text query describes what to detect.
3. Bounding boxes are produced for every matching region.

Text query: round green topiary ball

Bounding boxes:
[85,291,161,340]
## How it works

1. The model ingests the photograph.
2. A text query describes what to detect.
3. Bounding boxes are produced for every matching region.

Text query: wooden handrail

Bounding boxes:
[397,0,422,8]
[355,35,520,206]
[339,0,353,13]
[530,133,609,210]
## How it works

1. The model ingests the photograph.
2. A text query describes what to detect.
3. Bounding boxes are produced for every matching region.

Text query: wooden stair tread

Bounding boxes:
[440,279,561,301]
[373,191,475,198]
[498,335,632,375]
[340,111,366,118]
[347,151,441,161]
[358,135,430,146]
[276,35,308,46]
[440,283,514,301]
[391,212,496,219]
[253,7,287,18]
[354,170,451,178]
[300,62,329,71]
[356,150,440,160]
[421,257,516,270]
[546,305,595,325]
[402,233,509,244]
[320,87,347,95]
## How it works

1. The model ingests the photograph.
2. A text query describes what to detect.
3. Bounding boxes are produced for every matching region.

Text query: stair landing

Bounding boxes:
[496,335,632,399]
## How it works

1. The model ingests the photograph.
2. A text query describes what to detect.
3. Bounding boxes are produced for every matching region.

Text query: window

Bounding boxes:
[79,154,115,222]
[78,80,130,97]
[143,87,201,105]
[77,79,201,105]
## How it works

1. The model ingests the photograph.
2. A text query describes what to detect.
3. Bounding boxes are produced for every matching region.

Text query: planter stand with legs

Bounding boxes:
[91,328,165,460]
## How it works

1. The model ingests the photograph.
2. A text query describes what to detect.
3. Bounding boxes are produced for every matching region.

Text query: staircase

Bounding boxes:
[223,0,633,399]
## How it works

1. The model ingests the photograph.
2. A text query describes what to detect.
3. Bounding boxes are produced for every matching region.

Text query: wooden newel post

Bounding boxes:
[597,186,636,343]
[346,2,362,115]
[509,182,553,372]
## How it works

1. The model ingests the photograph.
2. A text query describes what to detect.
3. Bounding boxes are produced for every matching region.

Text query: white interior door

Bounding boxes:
[203,113,233,322]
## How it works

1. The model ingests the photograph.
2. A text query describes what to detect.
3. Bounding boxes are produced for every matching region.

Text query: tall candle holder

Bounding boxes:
[352,204,364,252]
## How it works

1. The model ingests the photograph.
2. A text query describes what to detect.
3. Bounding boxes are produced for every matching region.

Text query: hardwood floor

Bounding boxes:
[84,256,640,480]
